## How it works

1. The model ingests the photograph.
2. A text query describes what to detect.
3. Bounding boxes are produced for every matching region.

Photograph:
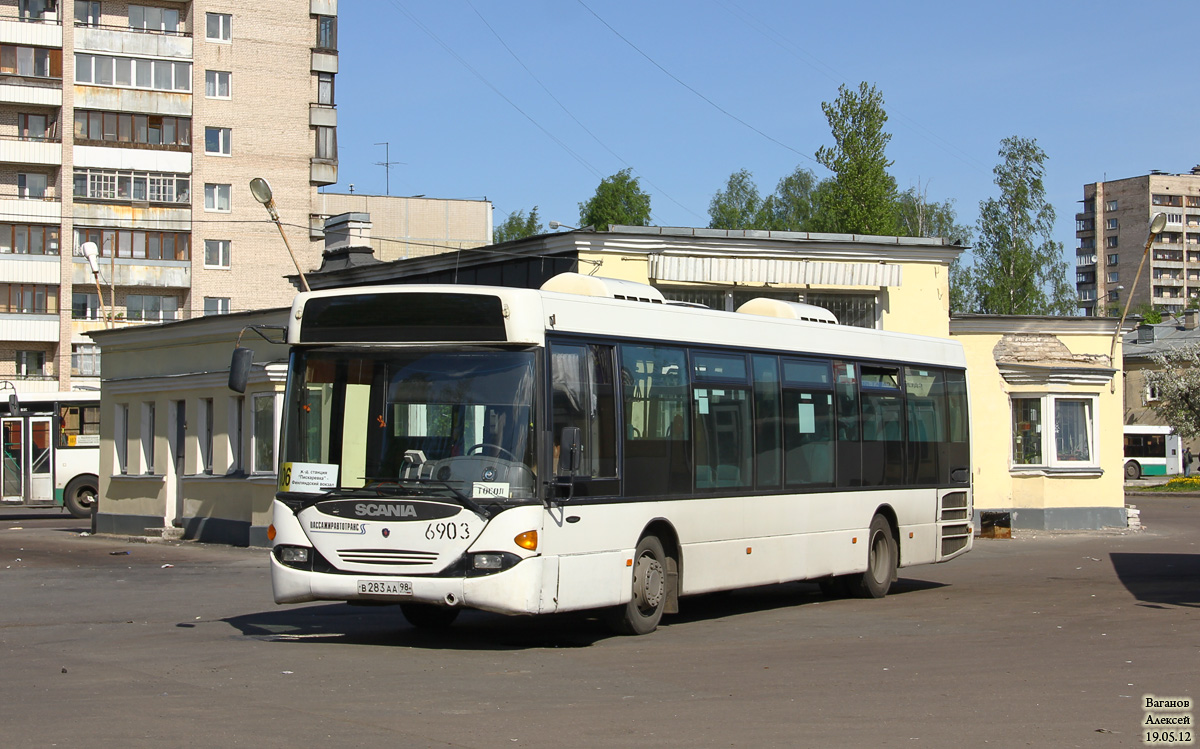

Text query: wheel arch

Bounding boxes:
[639,518,681,614]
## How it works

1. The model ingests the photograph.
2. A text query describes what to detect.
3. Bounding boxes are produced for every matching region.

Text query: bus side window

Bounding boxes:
[904,367,945,485]
[833,361,861,487]
[861,365,904,486]
[752,356,781,490]
[782,358,833,489]
[943,369,970,484]
[621,344,690,496]
[550,343,617,481]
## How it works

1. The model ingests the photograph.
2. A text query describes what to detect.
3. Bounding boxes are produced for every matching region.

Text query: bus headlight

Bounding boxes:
[466,552,522,576]
[276,545,311,568]
[473,553,505,570]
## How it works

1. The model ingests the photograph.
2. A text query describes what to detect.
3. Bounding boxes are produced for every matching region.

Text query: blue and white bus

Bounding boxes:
[244,273,973,634]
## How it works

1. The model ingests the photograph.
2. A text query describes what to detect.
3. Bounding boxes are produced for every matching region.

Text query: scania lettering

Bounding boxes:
[246,274,973,635]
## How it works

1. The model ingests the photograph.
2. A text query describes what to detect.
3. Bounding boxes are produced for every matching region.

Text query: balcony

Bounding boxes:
[0,135,60,166]
[75,27,191,59]
[1153,276,1184,287]
[311,0,338,14]
[0,17,62,48]
[71,257,190,289]
[73,203,190,232]
[0,312,58,341]
[311,49,337,74]
[0,195,60,223]
[0,253,59,284]
[311,157,337,185]
[310,103,336,127]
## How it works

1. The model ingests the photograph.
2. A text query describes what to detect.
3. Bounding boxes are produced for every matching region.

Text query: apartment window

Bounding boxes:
[76,53,190,92]
[141,402,155,474]
[18,113,53,141]
[1106,235,1119,248]
[0,224,58,255]
[316,16,337,49]
[1109,289,1120,302]
[252,394,276,474]
[1188,197,1200,209]
[204,239,230,268]
[1167,213,1183,224]
[317,72,334,105]
[1106,200,1118,211]
[1011,395,1098,469]
[1105,218,1119,230]
[125,294,178,322]
[0,284,57,314]
[1108,253,1119,265]
[18,173,46,199]
[315,126,337,159]
[73,168,190,204]
[1079,238,1095,250]
[74,228,190,261]
[205,70,230,98]
[74,110,191,148]
[75,1,100,26]
[206,12,232,41]
[1079,289,1096,301]
[19,0,52,20]
[200,398,214,474]
[204,183,231,212]
[204,297,230,316]
[204,126,231,156]
[1153,194,1183,207]
[229,396,244,473]
[16,350,46,378]
[71,344,100,376]
[1,45,60,78]
[1107,272,1119,284]
[129,5,181,33]
[72,292,101,320]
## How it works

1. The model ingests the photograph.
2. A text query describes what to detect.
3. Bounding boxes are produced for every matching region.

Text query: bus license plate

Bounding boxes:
[357,580,412,596]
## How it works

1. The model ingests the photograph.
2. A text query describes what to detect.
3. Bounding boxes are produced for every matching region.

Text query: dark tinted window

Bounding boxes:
[300,293,507,343]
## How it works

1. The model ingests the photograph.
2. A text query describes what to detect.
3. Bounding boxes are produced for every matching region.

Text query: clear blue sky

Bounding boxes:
[334,0,1200,260]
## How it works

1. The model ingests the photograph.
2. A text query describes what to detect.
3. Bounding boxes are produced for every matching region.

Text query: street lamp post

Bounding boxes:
[249,177,310,292]
[1109,212,1170,363]
[80,241,112,328]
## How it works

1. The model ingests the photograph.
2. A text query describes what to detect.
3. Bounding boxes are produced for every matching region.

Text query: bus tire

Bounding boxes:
[63,475,99,519]
[607,535,668,635]
[1124,460,1141,480]
[400,603,460,630]
[846,515,897,599]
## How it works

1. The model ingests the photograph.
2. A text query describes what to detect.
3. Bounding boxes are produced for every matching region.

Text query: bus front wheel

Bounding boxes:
[1124,460,1142,480]
[607,535,668,635]
[63,475,98,519]
[845,515,897,599]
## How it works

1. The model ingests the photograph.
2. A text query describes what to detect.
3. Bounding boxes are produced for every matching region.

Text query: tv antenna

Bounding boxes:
[373,142,406,196]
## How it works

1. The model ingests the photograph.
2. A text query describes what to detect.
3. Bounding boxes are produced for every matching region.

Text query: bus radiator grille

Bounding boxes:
[337,549,438,566]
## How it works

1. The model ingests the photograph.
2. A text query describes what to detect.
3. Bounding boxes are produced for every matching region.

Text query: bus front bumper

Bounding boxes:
[270,553,549,616]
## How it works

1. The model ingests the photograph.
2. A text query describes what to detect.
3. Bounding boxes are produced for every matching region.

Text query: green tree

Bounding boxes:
[578,168,651,230]
[1145,344,1200,440]
[708,169,762,230]
[493,206,544,244]
[812,82,898,235]
[966,136,1075,315]
[1133,302,1163,324]
[894,184,972,243]
[759,166,820,231]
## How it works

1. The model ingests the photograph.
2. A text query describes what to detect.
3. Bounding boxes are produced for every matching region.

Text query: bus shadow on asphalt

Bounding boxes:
[1110,552,1200,609]
[220,577,948,650]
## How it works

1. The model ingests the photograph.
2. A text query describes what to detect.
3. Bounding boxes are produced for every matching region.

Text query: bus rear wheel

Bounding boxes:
[400,603,460,630]
[845,515,897,599]
[607,535,668,635]
[1124,460,1141,480]
[63,475,98,519]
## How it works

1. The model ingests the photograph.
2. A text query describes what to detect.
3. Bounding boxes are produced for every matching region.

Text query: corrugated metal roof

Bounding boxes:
[648,255,902,287]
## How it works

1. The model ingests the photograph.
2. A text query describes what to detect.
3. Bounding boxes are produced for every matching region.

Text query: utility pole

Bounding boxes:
[373,142,405,196]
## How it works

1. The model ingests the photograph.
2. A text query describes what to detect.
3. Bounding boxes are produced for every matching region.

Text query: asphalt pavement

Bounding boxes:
[0,496,1195,748]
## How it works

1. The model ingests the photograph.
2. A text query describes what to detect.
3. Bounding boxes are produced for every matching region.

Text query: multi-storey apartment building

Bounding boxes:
[0,0,338,393]
[1076,170,1200,317]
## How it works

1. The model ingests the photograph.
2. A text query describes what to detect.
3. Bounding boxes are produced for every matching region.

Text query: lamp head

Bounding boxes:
[1150,212,1168,234]
[81,241,100,273]
[249,177,274,206]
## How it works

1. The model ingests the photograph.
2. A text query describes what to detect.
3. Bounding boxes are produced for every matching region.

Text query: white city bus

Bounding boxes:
[1123,425,1181,479]
[254,273,972,634]
[0,392,100,518]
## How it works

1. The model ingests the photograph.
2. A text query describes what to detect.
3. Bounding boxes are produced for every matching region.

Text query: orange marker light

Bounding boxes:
[852,537,858,544]
[626,559,632,567]
[267,524,276,541]
[909,532,914,539]
[746,547,752,555]
[514,530,538,550]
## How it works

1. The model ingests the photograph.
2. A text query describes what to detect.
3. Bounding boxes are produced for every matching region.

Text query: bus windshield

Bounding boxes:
[282,348,539,505]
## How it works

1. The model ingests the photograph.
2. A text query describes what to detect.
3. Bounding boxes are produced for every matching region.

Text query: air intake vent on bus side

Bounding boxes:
[540,272,667,304]
[734,298,838,324]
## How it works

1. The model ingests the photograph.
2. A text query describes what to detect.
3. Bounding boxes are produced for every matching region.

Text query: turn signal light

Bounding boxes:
[267,524,276,541]
[514,530,538,550]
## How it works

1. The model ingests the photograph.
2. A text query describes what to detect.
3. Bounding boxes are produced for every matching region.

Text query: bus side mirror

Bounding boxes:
[228,347,253,393]
[558,427,582,476]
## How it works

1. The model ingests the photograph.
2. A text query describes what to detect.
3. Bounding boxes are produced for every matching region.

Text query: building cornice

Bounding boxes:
[951,315,1130,336]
